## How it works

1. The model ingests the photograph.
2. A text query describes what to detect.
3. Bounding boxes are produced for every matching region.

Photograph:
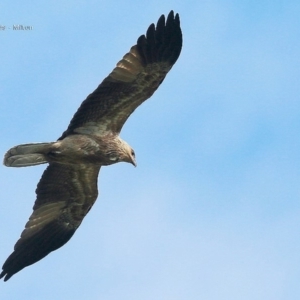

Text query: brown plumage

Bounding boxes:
[1,11,182,281]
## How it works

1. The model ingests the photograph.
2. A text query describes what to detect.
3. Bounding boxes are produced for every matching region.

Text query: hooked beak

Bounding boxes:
[131,157,137,167]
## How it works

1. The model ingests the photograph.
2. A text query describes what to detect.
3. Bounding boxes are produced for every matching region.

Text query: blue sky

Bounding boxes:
[1,1,300,299]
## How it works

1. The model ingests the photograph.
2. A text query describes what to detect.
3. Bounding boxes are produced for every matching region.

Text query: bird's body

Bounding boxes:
[5,134,135,166]
[1,11,182,281]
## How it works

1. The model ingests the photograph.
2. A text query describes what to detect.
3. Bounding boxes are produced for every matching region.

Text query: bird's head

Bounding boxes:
[107,138,136,167]
[121,140,137,167]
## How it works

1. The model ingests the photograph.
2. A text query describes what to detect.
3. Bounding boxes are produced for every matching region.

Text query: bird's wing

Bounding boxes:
[59,10,182,139]
[0,163,100,281]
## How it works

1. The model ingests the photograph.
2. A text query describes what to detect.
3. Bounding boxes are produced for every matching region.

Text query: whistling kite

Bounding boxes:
[1,11,182,281]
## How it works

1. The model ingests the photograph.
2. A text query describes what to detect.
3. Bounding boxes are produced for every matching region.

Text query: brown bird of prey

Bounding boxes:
[0,11,182,281]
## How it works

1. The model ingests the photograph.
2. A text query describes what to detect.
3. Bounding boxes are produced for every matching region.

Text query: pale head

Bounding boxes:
[107,137,136,167]
[119,139,137,167]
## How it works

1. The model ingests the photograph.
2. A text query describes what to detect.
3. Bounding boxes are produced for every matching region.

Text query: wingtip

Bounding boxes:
[167,10,175,21]
[136,10,182,66]
[0,270,12,282]
[166,10,180,24]
[158,10,180,26]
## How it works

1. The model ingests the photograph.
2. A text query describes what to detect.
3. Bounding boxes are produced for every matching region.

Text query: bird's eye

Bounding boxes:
[131,150,135,157]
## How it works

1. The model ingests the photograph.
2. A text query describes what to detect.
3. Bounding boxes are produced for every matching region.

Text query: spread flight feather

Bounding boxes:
[1,11,182,281]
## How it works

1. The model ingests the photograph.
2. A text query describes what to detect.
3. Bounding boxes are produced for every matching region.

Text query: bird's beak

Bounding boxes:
[131,157,137,167]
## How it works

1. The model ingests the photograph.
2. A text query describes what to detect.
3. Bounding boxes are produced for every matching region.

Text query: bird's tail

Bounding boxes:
[3,142,55,167]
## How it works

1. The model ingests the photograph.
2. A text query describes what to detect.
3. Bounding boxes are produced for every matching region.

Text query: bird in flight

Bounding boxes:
[1,10,182,281]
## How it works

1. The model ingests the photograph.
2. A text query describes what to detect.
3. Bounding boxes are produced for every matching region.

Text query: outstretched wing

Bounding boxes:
[0,163,100,281]
[59,10,182,139]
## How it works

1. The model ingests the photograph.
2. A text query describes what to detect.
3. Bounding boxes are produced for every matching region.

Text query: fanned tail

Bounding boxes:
[3,142,54,167]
